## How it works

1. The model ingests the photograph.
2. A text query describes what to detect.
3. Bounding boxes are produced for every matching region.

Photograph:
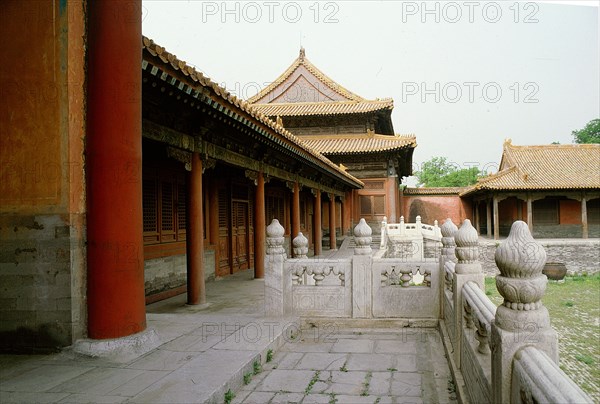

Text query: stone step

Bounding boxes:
[129,316,300,403]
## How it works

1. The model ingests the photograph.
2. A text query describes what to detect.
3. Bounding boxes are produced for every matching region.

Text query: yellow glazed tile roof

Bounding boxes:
[141,36,363,188]
[248,48,366,103]
[460,139,600,196]
[300,134,416,155]
[247,48,393,117]
[404,187,467,195]
[251,100,394,117]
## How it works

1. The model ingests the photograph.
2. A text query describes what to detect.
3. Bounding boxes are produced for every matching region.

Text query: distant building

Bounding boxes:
[461,139,600,239]
[249,49,416,230]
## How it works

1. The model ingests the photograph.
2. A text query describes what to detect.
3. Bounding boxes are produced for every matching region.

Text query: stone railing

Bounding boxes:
[512,346,592,404]
[383,215,442,261]
[439,219,592,404]
[265,218,438,320]
[265,217,592,403]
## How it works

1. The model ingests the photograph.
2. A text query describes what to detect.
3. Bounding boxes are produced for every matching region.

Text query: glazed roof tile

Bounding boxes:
[460,140,600,196]
[403,187,467,195]
[251,100,394,117]
[300,134,416,155]
[141,36,363,188]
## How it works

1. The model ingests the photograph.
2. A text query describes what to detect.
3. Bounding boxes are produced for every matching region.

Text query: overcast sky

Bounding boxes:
[142,0,599,178]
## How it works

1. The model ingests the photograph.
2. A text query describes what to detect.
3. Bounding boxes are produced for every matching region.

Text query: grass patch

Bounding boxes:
[328,393,337,404]
[575,354,595,366]
[253,360,262,375]
[361,371,372,396]
[339,362,348,372]
[387,367,397,372]
[224,389,235,404]
[305,370,320,395]
[243,372,252,385]
[266,349,274,363]
[485,274,600,400]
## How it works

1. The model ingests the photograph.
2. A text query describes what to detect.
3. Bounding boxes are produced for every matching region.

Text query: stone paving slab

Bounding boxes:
[232,326,457,404]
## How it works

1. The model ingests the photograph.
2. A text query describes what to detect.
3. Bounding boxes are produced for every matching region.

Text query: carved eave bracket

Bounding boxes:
[167,146,192,171]
[202,157,216,173]
[245,169,259,185]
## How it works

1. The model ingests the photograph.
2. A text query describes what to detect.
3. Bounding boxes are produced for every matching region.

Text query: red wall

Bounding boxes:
[402,195,472,225]
[560,199,581,224]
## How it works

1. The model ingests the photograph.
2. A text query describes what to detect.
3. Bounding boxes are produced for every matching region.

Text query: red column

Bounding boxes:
[86,0,145,339]
[292,181,301,253]
[329,194,337,250]
[254,172,265,278]
[314,189,322,256]
[187,153,205,305]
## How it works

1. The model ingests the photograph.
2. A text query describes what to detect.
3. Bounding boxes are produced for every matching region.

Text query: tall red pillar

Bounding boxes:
[314,189,322,256]
[292,181,301,255]
[329,194,337,250]
[187,153,205,305]
[86,0,146,339]
[254,172,265,278]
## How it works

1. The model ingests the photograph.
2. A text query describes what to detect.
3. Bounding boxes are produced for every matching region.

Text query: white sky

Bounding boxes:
[142,0,599,178]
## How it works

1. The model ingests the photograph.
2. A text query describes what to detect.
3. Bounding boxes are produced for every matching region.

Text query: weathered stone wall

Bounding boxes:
[479,238,600,276]
[533,224,600,239]
[0,214,86,352]
[144,250,216,297]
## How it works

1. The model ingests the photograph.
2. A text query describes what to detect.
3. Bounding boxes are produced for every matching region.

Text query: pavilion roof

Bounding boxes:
[300,134,416,155]
[460,140,600,196]
[248,48,394,118]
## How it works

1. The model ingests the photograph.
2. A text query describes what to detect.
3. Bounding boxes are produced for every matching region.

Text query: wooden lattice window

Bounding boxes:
[373,196,385,215]
[360,195,372,216]
[142,169,187,245]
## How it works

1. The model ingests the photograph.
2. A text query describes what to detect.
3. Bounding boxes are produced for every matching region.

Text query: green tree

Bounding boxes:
[415,157,482,187]
[572,119,600,144]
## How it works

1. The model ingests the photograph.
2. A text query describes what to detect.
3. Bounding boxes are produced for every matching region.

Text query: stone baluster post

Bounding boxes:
[452,219,484,367]
[399,216,405,236]
[491,221,557,404]
[353,218,373,318]
[380,216,388,249]
[292,232,309,259]
[265,219,291,317]
[441,218,458,263]
[440,218,458,317]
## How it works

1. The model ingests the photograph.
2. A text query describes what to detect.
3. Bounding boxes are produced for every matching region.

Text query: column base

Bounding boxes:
[73,328,160,362]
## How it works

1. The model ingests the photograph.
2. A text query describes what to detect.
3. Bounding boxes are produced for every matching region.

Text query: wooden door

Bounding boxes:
[232,201,249,272]
[217,187,231,276]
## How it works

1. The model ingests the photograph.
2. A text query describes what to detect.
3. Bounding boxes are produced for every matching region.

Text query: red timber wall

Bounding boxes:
[0,1,87,351]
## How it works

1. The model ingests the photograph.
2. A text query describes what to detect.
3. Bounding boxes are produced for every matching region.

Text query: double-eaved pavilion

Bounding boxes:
[461,139,600,239]
[249,49,416,236]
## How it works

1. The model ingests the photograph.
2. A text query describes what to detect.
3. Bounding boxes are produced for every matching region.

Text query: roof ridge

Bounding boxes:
[247,51,382,104]
[252,99,393,107]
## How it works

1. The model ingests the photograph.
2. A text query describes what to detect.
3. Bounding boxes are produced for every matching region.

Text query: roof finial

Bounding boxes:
[504,138,512,147]
[299,47,305,61]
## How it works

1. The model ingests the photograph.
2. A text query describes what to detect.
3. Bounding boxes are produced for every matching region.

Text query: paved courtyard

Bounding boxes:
[233,326,457,404]
[0,245,456,403]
